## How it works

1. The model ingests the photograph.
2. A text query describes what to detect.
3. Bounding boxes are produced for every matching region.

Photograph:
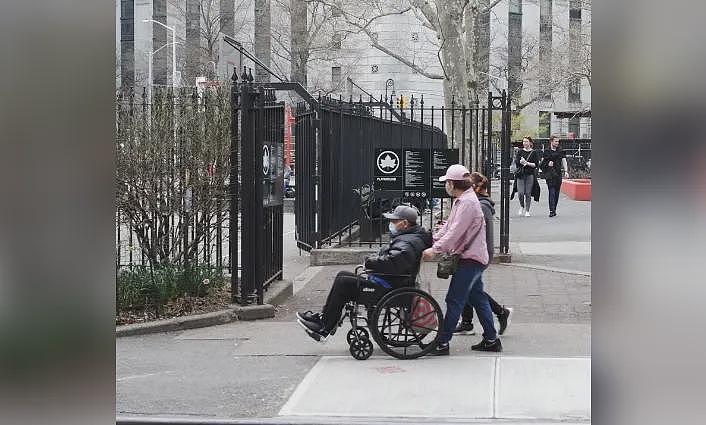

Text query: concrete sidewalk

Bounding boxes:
[116,193,591,423]
[117,262,590,422]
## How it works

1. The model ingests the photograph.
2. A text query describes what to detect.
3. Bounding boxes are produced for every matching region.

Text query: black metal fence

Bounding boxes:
[233,78,285,304]
[116,71,288,307]
[295,91,512,254]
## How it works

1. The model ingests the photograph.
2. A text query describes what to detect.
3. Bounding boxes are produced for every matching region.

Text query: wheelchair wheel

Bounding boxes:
[346,327,370,345]
[349,337,374,360]
[369,287,443,360]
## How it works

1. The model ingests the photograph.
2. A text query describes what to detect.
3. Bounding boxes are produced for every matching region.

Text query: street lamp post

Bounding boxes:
[385,78,394,101]
[143,19,177,88]
[145,41,182,102]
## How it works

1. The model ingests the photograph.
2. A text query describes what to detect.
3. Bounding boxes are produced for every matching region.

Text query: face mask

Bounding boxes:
[445,182,453,197]
[389,222,399,235]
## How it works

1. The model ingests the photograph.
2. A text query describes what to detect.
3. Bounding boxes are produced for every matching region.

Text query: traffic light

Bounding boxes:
[397,95,408,110]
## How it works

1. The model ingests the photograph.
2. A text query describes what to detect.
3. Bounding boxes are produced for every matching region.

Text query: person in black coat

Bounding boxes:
[296,205,432,342]
[539,135,570,217]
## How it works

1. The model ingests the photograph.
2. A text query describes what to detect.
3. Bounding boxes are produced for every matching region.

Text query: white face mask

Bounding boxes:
[445,181,454,197]
[389,222,399,235]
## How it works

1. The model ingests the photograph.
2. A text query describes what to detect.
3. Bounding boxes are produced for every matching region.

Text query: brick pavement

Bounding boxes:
[270,261,591,325]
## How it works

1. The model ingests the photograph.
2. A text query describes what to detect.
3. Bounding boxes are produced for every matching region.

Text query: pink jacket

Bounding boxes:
[432,188,489,266]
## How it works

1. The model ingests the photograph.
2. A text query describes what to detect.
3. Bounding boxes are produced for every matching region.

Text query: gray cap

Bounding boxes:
[383,205,418,224]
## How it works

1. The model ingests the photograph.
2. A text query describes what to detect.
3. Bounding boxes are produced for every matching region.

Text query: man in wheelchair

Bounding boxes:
[297,205,432,342]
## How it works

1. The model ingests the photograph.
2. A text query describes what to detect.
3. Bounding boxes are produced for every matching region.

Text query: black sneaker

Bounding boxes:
[497,307,513,336]
[429,342,449,356]
[454,321,476,335]
[549,211,556,217]
[296,318,329,343]
[296,310,322,323]
[471,338,503,352]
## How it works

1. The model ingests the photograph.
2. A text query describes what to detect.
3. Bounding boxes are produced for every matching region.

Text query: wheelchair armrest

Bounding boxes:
[364,272,412,278]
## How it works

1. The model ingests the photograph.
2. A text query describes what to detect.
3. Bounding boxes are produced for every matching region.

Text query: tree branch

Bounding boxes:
[481,0,503,15]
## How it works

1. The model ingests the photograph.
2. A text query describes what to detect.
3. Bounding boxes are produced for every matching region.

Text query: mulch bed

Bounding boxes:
[116,286,232,326]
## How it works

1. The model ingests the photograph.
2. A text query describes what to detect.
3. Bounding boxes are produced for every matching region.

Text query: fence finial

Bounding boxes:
[231,67,238,83]
[248,67,254,82]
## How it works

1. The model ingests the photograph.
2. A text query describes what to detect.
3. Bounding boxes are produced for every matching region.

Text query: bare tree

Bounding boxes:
[269,0,361,94]
[169,0,253,80]
[304,0,502,167]
[116,87,231,268]
[488,7,591,113]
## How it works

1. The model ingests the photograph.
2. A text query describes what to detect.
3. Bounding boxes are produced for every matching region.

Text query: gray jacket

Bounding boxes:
[478,195,495,262]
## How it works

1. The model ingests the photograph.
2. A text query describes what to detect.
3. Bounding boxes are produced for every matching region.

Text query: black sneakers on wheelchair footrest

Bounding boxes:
[296,311,322,323]
[471,338,503,352]
[296,318,329,344]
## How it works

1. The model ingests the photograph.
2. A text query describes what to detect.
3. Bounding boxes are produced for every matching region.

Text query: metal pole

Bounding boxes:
[172,28,176,87]
[147,51,152,101]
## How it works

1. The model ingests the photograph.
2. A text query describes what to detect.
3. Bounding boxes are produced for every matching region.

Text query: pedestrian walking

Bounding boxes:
[511,136,540,217]
[455,172,513,336]
[422,164,501,355]
[540,135,570,217]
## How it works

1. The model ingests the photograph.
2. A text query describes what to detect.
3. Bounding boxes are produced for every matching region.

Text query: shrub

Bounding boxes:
[117,265,226,313]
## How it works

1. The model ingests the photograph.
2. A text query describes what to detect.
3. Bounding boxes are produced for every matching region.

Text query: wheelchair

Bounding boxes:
[335,265,444,360]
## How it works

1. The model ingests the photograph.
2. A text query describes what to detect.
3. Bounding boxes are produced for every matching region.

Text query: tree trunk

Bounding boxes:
[254,0,272,82]
[437,1,469,162]
[290,0,308,86]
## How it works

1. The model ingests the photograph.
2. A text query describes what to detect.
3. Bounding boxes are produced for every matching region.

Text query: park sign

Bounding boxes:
[374,148,459,198]
[262,141,284,206]
[374,149,403,191]
[431,148,459,197]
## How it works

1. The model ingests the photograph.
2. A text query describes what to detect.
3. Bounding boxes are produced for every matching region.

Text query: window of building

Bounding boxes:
[332,32,342,49]
[568,79,581,103]
[538,111,551,138]
[509,0,522,15]
[331,66,341,88]
[371,64,379,73]
[568,115,580,136]
[121,0,134,16]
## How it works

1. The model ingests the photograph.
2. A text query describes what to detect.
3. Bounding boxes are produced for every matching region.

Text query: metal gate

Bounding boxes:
[295,91,512,255]
[231,74,284,304]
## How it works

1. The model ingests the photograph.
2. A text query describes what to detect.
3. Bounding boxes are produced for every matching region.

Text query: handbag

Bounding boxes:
[436,230,478,279]
[436,252,461,279]
[514,150,535,178]
[410,296,438,332]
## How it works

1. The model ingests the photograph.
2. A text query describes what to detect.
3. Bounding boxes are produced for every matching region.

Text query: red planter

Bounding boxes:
[561,179,592,201]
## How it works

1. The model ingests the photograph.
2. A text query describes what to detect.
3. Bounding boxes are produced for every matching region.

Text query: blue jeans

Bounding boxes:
[440,261,497,344]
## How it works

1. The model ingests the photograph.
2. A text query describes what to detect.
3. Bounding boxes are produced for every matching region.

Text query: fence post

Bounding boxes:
[500,90,511,255]
[229,68,240,303]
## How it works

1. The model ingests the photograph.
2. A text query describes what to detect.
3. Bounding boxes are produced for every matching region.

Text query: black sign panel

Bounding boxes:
[432,149,460,198]
[374,149,403,191]
[403,149,430,198]
[263,141,284,206]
